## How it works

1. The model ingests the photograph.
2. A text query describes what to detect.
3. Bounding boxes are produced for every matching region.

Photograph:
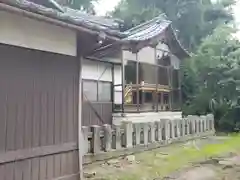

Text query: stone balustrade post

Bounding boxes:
[113,124,122,150]
[134,123,141,146]
[123,122,133,148]
[156,121,162,142]
[170,120,175,139]
[149,122,155,143]
[176,119,181,138]
[188,115,195,134]
[91,125,101,154]
[82,126,89,155]
[103,124,112,152]
[143,123,149,146]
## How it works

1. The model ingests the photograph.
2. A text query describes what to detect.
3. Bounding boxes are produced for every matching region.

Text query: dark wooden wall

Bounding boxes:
[0,44,79,180]
[82,102,112,126]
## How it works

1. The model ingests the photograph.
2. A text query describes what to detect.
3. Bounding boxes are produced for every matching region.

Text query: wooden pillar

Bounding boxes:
[161,92,164,111]
[136,52,140,112]
[154,47,159,112]
[178,67,182,110]
[168,66,173,110]
[78,55,83,180]
[121,48,125,113]
[111,64,115,113]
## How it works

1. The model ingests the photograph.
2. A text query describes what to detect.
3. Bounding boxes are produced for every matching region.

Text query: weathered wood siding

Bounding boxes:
[0,44,79,180]
[82,102,112,126]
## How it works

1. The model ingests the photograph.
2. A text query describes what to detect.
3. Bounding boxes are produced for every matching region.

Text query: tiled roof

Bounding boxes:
[3,0,125,37]
[124,15,171,42]
[2,0,189,57]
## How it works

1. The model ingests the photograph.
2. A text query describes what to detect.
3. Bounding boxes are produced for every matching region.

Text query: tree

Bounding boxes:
[56,0,97,13]
[182,25,240,131]
[111,0,235,51]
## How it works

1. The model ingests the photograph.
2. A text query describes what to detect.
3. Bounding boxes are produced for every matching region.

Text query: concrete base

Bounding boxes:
[113,111,182,125]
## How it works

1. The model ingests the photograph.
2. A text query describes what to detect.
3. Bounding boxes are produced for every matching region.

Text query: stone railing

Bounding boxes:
[82,114,215,164]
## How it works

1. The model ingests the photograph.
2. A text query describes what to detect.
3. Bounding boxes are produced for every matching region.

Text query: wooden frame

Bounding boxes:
[113,46,182,113]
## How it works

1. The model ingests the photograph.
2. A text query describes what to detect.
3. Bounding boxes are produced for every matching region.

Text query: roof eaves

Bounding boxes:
[1,0,125,39]
[0,1,124,41]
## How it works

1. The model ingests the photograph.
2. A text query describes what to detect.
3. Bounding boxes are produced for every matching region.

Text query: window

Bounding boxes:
[172,70,179,88]
[83,80,97,101]
[158,66,169,85]
[139,63,156,84]
[98,81,111,102]
[125,61,137,84]
[83,80,112,102]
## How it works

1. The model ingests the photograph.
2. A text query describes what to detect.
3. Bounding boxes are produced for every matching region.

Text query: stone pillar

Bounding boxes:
[134,123,141,146]
[176,119,181,138]
[91,125,101,154]
[143,123,149,146]
[166,119,171,140]
[181,119,186,136]
[203,116,207,132]
[188,115,195,134]
[82,126,89,155]
[113,124,122,150]
[207,114,215,132]
[194,116,199,135]
[149,122,155,143]
[205,115,208,131]
[200,116,205,132]
[103,124,112,152]
[187,119,190,135]
[170,120,174,139]
[123,122,133,148]
[156,121,162,142]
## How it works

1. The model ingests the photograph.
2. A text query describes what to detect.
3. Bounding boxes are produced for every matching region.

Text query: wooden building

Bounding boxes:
[0,0,122,179]
[91,16,189,124]
[0,0,189,179]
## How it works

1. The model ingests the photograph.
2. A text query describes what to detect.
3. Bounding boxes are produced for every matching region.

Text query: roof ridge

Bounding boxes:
[124,14,170,34]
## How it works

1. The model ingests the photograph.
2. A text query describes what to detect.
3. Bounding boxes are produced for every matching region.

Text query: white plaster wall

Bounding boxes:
[82,59,112,82]
[156,43,170,59]
[170,55,180,70]
[123,43,170,65]
[123,46,155,64]
[123,43,180,69]
[114,65,122,104]
[0,11,76,56]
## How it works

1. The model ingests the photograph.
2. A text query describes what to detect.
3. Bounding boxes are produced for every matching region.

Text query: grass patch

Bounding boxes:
[86,135,240,180]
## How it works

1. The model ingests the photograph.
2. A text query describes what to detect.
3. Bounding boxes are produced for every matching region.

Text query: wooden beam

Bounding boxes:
[77,44,83,179]
[0,142,77,164]
[136,52,140,112]
[121,47,125,113]
[111,64,114,113]
[154,47,159,112]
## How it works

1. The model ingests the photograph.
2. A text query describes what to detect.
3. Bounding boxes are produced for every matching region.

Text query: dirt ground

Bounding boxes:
[84,136,240,180]
[163,155,240,180]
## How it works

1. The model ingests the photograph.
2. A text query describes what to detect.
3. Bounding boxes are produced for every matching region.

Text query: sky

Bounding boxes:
[95,0,240,33]
[94,0,121,16]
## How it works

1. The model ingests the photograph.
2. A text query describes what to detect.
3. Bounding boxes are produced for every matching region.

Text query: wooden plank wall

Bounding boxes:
[0,44,79,180]
[82,102,112,126]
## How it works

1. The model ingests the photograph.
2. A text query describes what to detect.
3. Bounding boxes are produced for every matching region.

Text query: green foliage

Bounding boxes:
[182,25,240,132]
[111,0,235,51]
